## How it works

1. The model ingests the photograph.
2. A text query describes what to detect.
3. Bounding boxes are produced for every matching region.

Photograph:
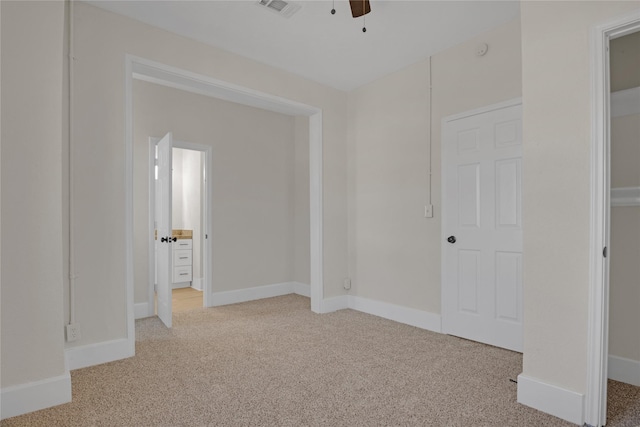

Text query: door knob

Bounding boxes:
[172,237,177,242]
[161,236,168,243]
[447,236,456,244]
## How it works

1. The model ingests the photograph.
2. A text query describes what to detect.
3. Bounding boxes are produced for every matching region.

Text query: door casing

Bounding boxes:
[587,10,640,427]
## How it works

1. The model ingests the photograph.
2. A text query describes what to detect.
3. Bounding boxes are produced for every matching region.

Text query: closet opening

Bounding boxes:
[606,28,640,418]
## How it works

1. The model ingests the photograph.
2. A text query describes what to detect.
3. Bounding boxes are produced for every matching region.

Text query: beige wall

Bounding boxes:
[347,18,522,312]
[68,2,346,347]
[520,0,640,394]
[0,0,67,387]
[134,80,302,302]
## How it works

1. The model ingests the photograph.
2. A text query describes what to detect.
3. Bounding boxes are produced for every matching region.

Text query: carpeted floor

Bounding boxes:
[2,294,639,426]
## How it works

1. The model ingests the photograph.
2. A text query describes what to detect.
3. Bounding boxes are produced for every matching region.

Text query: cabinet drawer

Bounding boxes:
[174,239,193,250]
[173,249,192,266]
[173,266,192,283]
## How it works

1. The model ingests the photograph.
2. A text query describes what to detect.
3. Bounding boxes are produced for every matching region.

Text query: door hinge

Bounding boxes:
[603,246,608,258]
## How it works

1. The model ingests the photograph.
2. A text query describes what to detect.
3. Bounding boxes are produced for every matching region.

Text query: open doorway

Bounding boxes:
[587,11,640,427]
[606,28,640,416]
[150,140,210,319]
[125,56,323,356]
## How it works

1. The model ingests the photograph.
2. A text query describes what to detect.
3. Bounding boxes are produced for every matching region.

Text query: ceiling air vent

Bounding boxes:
[257,0,301,19]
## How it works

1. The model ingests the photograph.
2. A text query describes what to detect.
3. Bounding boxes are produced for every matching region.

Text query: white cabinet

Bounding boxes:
[172,238,192,286]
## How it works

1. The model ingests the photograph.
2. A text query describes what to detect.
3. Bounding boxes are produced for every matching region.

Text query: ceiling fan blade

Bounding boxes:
[349,0,371,18]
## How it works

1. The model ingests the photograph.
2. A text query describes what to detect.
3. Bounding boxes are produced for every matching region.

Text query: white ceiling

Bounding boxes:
[88,0,520,91]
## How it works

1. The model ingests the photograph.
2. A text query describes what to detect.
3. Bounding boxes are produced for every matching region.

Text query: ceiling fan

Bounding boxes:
[331,0,371,32]
[348,0,371,18]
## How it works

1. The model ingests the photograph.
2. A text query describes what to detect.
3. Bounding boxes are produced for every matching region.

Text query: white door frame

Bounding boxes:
[586,9,640,427]
[124,55,325,353]
[148,139,213,315]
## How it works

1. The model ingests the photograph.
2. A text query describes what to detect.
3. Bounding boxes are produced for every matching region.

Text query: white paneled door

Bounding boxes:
[156,132,173,328]
[442,102,523,352]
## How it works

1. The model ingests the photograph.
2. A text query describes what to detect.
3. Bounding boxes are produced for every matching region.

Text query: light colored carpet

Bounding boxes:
[2,294,639,426]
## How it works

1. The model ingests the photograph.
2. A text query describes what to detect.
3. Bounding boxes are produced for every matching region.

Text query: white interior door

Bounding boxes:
[156,132,173,328]
[442,102,523,352]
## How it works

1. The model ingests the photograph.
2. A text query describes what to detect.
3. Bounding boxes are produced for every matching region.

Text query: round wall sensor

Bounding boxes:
[476,43,489,57]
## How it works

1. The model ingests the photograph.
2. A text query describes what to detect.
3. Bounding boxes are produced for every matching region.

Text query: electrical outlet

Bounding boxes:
[66,324,81,342]
[343,277,351,290]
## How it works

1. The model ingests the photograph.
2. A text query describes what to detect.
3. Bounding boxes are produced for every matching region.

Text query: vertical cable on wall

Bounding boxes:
[68,0,77,326]
[428,56,433,206]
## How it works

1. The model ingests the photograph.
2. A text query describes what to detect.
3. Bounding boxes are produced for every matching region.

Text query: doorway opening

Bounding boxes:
[606,27,640,422]
[587,10,640,427]
[125,55,325,346]
[149,140,211,320]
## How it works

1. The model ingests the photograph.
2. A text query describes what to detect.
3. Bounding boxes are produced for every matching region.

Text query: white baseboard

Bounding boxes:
[208,282,299,307]
[317,295,442,333]
[65,338,133,371]
[172,282,190,289]
[0,372,71,420]
[609,354,640,386]
[191,277,203,291]
[320,295,350,313]
[293,281,310,297]
[135,302,150,319]
[348,296,442,333]
[517,374,584,425]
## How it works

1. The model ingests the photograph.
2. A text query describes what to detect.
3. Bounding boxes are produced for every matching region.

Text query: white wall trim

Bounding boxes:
[442,97,522,123]
[317,295,442,333]
[611,87,640,118]
[611,186,640,207]
[608,355,640,387]
[517,374,585,426]
[308,111,323,313]
[208,282,298,307]
[348,296,442,333]
[65,338,133,371]
[588,11,640,427]
[0,372,72,420]
[139,282,307,317]
[135,302,150,319]
[292,281,311,297]
[319,295,350,313]
[124,49,137,362]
